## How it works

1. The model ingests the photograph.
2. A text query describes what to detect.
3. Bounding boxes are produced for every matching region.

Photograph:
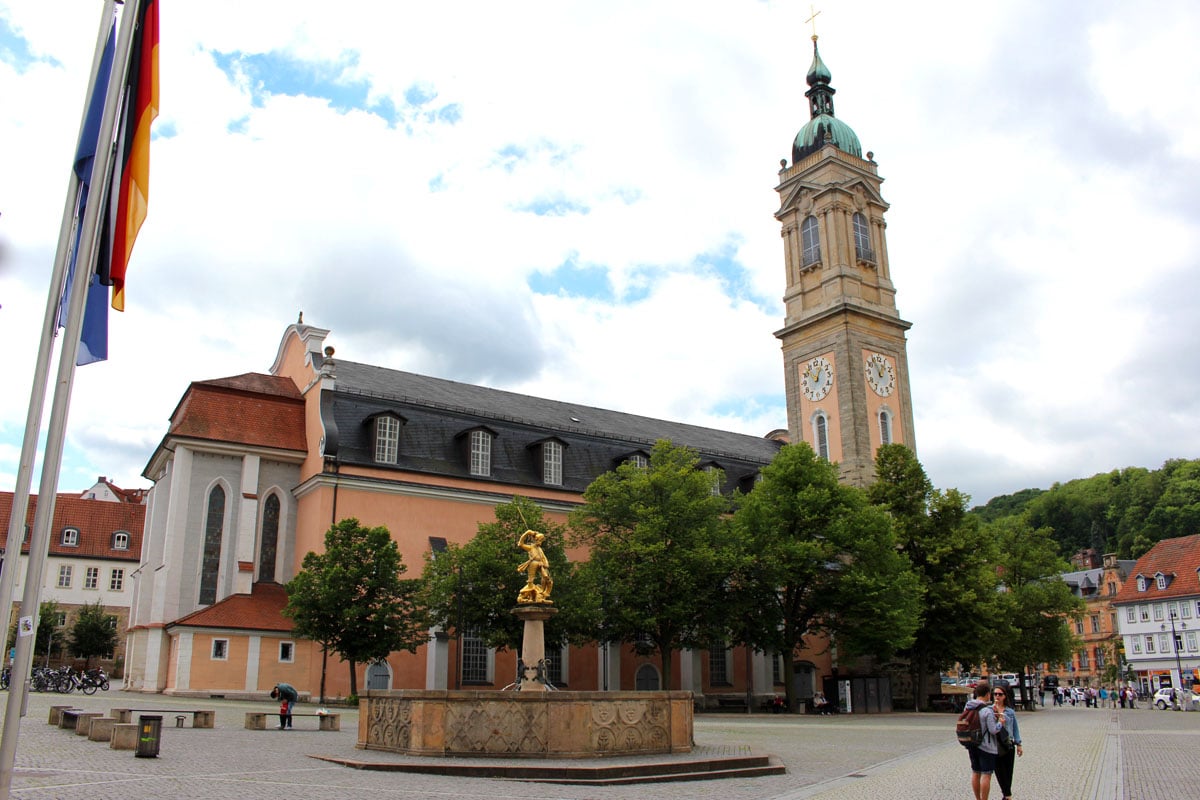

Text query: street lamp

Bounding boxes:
[1161,608,1188,709]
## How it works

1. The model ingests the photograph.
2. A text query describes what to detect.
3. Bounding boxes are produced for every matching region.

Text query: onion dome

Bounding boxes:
[792,38,862,163]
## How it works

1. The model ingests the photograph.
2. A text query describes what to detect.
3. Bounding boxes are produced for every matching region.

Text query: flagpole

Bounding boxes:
[0,2,140,795]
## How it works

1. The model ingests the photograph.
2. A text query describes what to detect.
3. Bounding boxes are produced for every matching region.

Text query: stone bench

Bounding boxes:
[59,709,102,732]
[109,723,139,750]
[87,717,118,742]
[245,711,340,731]
[48,705,76,726]
[111,708,214,728]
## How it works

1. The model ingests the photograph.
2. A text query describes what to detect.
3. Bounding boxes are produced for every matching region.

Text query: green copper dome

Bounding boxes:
[792,39,862,163]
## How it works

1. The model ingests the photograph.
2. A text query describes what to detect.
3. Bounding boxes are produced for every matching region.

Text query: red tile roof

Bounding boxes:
[168,582,294,632]
[0,493,143,561]
[1113,534,1200,604]
[166,373,306,452]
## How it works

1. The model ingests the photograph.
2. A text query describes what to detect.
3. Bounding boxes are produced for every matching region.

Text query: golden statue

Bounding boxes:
[516,529,553,604]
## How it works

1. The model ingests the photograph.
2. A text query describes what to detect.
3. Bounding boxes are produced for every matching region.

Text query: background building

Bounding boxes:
[1057,550,1136,687]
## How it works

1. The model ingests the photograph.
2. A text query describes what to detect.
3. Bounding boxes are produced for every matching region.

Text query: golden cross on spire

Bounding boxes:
[804,4,822,42]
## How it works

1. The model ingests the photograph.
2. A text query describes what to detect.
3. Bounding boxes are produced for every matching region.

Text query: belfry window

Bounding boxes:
[801,216,821,267]
[814,412,830,460]
[879,410,892,445]
[853,212,874,263]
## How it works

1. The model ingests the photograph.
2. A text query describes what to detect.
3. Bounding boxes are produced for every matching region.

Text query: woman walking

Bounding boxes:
[992,684,1023,800]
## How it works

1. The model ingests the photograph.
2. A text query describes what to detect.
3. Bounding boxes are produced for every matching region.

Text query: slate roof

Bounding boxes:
[1113,534,1200,604]
[165,373,306,452]
[322,357,784,492]
[0,493,144,562]
[168,582,292,632]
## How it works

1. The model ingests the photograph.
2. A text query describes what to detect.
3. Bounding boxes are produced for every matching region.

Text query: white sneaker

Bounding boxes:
[276,724,284,729]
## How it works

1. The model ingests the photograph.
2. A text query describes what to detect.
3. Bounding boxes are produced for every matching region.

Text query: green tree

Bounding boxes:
[569,440,735,690]
[67,600,118,668]
[733,443,920,711]
[7,600,67,667]
[420,497,596,657]
[869,444,1003,710]
[987,515,1083,693]
[284,518,426,698]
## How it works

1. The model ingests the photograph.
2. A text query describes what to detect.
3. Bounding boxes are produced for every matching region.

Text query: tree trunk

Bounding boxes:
[783,654,797,712]
[319,645,328,705]
[348,658,358,697]
[913,652,930,711]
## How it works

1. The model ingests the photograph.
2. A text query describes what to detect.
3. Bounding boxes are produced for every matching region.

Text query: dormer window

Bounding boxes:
[529,437,567,486]
[626,453,649,470]
[703,464,723,496]
[1136,575,1147,592]
[469,429,493,476]
[112,531,130,550]
[61,527,80,547]
[370,413,404,464]
[1155,572,1169,590]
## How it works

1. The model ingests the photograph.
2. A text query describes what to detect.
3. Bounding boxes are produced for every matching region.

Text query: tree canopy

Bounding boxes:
[569,440,735,690]
[284,518,426,697]
[67,600,118,668]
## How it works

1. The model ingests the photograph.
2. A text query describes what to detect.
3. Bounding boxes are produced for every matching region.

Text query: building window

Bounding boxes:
[1126,607,1136,623]
[1182,603,1193,620]
[199,485,226,606]
[1079,650,1089,669]
[259,494,280,583]
[1153,604,1164,621]
[705,465,721,496]
[109,569,124,591]
[1090,614,1100,634]
[84,567,100,590]
[879,410,892,445]
[1137,576,1147,591]
[1159,633,1170,652]
[1140,605,1150,622]
[543,441,563,486]
[1130,636,1142,654]
[1145,636,1155,653]
[469,430,491,477]
[814,413,829,460]
[544,645,566,687]
[211,639,228,660]
[800,215,821,266]
[709,644,731,685]
[1107,581,1117,596]
[852,212,874,262]
[374,415,400,464]
[1156,573,1167,590]
[1187,632,1198,652]
[280,641,294,663]
[57,565,72,588]
[629,454,648,469]
[1074,619,1084,635]
[112,531,130,550]
[61,528,79,547]
[461,632,491,683]
[54,612,67,627]
[106,616,117,629]
[1095,647,1105,667]
[772,652,783,685]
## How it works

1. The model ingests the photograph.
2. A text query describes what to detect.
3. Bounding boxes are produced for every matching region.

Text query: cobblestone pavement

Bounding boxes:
[0,691,1195,799]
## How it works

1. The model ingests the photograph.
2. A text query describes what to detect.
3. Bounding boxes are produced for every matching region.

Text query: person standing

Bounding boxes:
[965,682,1005,800]
[270,682,299,729]
[992,684,1023,800]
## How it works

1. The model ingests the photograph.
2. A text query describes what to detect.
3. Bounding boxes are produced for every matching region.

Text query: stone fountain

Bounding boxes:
[357,529,693,758]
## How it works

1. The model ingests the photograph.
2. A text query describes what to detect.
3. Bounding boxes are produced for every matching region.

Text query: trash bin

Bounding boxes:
[135,715,162,758]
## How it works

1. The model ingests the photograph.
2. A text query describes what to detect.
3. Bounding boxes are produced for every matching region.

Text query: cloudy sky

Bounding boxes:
[1,0,1198,507]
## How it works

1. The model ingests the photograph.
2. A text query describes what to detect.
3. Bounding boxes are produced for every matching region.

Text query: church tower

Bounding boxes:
[774,36,916,487]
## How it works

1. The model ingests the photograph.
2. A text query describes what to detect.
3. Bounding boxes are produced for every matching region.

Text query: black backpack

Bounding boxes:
[955,704,984,748]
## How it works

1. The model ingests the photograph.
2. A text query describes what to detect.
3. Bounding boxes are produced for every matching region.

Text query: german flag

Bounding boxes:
[106,0,159,312]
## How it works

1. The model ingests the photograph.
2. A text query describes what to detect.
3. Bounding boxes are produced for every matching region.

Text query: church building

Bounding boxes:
[123,35,915,710]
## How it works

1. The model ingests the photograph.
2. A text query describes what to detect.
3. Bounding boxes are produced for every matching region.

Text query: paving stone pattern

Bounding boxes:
[0,691,1195,799]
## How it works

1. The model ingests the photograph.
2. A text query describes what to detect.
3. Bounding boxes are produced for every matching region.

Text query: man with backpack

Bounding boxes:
[959,682,1005,800]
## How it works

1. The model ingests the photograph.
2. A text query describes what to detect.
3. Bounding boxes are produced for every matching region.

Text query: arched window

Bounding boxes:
[199,485,226,605]
[801,216,821,267]
[112,531,130,550]
[635,663,661,691]
[853,212,874,262]
[259,494,280,583]
[61,527,80,547]
[814,412,830,460]
[879,410,892,445]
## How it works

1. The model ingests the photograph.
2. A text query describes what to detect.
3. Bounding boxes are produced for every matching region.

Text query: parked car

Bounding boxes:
[1153,687,1199,709]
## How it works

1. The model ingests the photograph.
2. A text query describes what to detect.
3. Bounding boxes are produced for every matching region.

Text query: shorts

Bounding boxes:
[969,747,996,774]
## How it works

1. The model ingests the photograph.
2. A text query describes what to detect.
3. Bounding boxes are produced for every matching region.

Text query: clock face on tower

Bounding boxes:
[865,353,896,397]
[801,356,834,401]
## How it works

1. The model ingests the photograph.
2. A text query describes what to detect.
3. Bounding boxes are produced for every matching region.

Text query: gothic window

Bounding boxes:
[543,440,563,486]
[801,216,821,267]
[199,485,226,606]
[259,494,280,583]
[469,430,492,477]
[814,412,830,460]
[879,410,892,445]
[853,212,874,262]
[373,415,401,463]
